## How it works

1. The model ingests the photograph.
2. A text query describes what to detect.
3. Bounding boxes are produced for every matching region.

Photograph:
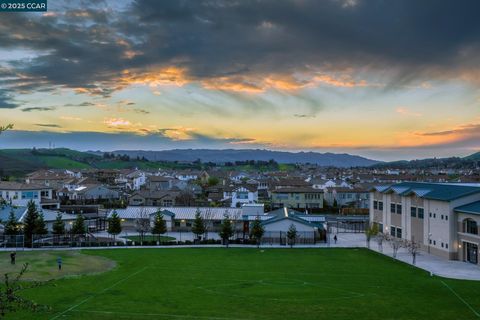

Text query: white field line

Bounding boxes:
[49,266,149,320]
[71,309,252,320]
[440,280,480,318]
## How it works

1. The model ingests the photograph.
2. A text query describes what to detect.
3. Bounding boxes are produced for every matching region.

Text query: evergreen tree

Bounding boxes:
[107,210,122,242]
[71,214,86,235]
[52,212,65,235]
[4,209,18,235]
[35,212,48,235]
[151,211,167,243]
[287,223,298,248]
[250,216,265,248]
[191,208,206,240]
[219,214,234,248]
[23,200,39,245]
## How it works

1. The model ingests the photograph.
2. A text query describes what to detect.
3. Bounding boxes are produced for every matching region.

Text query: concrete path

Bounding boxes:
[329,231,480,281]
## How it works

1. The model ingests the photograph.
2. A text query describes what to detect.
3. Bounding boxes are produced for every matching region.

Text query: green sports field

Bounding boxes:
[4,248,480,320]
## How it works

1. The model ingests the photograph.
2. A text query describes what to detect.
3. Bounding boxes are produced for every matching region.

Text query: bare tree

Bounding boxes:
[376,232,388,253]
[134,207,151,245]
[386,234,404,259]
[406,238,422,265]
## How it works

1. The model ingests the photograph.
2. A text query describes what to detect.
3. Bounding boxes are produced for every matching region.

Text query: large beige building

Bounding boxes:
[370,182,480,264]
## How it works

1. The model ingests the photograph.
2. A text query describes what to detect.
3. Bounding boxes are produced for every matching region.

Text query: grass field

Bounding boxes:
[5,248,480,319]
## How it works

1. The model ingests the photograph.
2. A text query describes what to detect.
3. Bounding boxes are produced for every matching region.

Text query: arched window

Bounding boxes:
[464,219,478,235]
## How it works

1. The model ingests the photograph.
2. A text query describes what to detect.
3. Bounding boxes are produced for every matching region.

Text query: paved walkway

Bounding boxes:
[329,232,480,281]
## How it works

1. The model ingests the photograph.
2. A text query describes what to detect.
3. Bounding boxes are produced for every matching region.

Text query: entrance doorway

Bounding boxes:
[465,242,478,264]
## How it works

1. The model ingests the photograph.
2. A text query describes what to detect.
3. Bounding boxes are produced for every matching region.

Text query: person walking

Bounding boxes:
[10,251,16,265]
[333,234,338,244]
[57,256,62,271]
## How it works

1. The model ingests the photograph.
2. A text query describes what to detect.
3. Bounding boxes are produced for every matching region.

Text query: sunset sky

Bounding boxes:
[1,0,480,160]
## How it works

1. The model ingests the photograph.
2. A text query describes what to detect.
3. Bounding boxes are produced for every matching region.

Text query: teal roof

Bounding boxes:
[455,201,480,215]
[380,182,480,201]
[261,207,323,229]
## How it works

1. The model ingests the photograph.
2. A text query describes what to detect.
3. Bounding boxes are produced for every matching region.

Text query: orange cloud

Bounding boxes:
[104,117,131,127]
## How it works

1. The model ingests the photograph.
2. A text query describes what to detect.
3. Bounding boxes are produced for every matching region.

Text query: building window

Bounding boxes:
[418,208,424,219]
[378,201,383,210]
[390,203,396,213]
[445,215,448,221]
[433,240,436,245]
[433,213,436,218]
[429,213,432,218]
[446,243,448,249]
[441,242,444,248]
[441,215,444,220]
[410,207,417,218]
[390,226,395,237]
[464,219,478,235]
[396,204,402,214]
[396,228,402,238]
[429,239,432,244]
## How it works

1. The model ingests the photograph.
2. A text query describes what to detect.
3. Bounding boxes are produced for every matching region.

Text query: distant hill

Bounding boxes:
[465,152,480,161]
[373,151,480,169]
[107,149,381,167]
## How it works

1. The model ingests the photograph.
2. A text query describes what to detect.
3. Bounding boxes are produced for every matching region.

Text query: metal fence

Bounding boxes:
[0,235,25,249]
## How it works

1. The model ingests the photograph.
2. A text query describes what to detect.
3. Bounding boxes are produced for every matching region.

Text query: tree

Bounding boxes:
[52,213,65,235]
[333,199,338,208]
[219,214,234,248]
[0,263,50,318]
[151,211,167,244]
[71,214,86,235]
[406,238,421,265]
[386,234,404,259]
[364,223,379,249]
[0,124,13,135]
[134,208,150,244]
[107,210,122,243]
[192,208,206,241]
[35,213,48,236]
[287,223,298,248]
[207,176,219,187]
[250,216,265,248]
[376,232,388,253]
[23,200,40,246]
[4,209,19,236]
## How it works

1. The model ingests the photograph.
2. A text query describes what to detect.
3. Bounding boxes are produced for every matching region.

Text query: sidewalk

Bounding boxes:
[330,231,480,281]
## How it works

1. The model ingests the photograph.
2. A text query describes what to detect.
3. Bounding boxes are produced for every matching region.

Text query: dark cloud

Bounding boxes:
[1,0,480,98]
[35,123,62,128]
[64,102,95,107]
[0,90,19,109]
[294,114,316,118]
[22,106,56,112]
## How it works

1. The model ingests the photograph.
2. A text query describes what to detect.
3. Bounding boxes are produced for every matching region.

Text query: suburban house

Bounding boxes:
[0,181,58,209]
[115,170,146,190]
[369,182,480,263]
[128,190,179,206]
[324,187,370,208]
[147,176,174,191]
[65,184,120,201]
[223,185,258,208]
[271,187,324,210]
